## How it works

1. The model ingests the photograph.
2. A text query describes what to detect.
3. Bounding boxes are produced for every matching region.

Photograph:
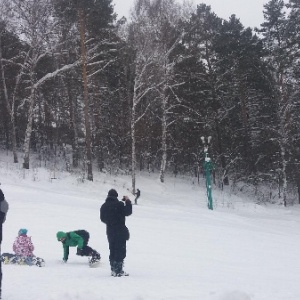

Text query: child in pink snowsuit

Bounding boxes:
[13,229,34,257]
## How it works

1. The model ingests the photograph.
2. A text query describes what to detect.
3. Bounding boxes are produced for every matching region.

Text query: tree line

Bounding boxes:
[0,0,299,205]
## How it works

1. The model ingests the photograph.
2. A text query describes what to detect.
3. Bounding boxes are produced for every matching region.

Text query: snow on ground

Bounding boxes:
[0,159,300,300]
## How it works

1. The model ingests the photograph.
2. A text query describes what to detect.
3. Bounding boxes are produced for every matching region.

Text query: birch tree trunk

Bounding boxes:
[157,42,185,183]
[130,59,155,194]
[79,8,93,181]
[66,81,79,168]
[278,139,287,206]
[23,75,36,169]
[278,74,289,207]
[131,101,137,195]
[0,34,18,163]
[159,95,167,183]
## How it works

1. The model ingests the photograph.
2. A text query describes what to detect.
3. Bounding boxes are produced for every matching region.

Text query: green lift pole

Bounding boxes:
[201,136,213,210]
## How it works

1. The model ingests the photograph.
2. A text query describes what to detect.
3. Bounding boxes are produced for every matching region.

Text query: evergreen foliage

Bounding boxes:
[0,0,300,203]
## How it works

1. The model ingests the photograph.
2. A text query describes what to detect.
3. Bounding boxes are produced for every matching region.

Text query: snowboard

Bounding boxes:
[88,257,100,268]
[1,253,45,267]
[88,250,101,268]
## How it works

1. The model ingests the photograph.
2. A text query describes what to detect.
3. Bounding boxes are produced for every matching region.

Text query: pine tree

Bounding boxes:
[259,0,292,206]
[53,0,116,180]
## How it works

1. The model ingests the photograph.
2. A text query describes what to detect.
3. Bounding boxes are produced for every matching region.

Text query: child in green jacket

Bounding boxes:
[56,230,100,266]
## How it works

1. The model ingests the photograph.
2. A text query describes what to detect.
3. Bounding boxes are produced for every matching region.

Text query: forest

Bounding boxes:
[0,0,299,205]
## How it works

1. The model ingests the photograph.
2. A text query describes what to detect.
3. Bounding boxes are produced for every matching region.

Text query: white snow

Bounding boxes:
[0,161,300,300]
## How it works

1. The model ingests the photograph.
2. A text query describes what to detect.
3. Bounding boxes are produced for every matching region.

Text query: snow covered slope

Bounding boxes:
[0,166,300,300]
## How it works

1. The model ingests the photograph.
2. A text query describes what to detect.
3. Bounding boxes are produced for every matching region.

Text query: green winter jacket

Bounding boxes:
[56,231,84,261]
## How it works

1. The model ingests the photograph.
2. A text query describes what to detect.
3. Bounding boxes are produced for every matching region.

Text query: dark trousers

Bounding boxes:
[0,245,2,296]
[75,231,97,256]
[108,235,126,263]
[0,226,3,296]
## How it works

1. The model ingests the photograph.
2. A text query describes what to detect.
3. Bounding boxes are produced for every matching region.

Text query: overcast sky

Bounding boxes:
[112,0,269,29]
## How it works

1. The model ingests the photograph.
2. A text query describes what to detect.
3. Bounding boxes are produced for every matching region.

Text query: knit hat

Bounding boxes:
[56,231,67,241]
[18,228,28,236]
[108,189,118,198]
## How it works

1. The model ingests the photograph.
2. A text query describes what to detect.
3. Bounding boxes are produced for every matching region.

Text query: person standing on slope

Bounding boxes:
[100,189,132,277]
[134,188,141,205]
[56,230,100,265]
[0,189,9,245]
[0,189,9,299]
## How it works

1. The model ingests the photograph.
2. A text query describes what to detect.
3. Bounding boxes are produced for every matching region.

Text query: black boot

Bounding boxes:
[114,261,129,277]
[91,250,100,261]
[89,250,100,265]
[110,260,117,276]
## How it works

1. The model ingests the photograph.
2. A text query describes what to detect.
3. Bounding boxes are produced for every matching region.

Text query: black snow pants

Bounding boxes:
[108,233,127,263]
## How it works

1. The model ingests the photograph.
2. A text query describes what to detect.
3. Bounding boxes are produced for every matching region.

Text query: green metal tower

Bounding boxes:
[201,136,213,210]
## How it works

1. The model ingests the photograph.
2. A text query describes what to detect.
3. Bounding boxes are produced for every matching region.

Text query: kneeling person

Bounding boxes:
[56,230,100,266]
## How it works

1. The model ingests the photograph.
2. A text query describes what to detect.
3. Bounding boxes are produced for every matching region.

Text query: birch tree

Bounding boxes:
[128,0,163,193]
[5,0,85,169]
[0,22,25,163]
[3,0,59,169]
[148,0,185,183]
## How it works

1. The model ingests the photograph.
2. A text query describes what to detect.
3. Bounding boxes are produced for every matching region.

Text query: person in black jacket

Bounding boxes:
[0,189,8,244]
[134,188,141,205]
[100,189,132,277]
[0,189,9,299]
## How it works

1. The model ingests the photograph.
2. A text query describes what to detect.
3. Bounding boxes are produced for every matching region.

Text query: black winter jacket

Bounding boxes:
[0,189,9,243]
[100,196,132,239]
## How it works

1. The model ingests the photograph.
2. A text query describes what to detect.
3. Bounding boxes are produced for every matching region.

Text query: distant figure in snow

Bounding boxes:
[0,189,9,298]
[56,230,100,266]
[100,189,132,277]
[134,188,141,205]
